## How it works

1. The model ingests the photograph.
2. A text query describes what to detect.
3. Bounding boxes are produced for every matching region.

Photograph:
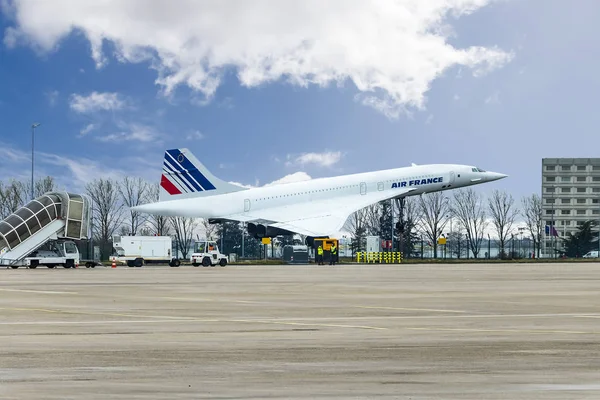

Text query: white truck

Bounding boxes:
[190,240,228,267]
[111,235,181,267]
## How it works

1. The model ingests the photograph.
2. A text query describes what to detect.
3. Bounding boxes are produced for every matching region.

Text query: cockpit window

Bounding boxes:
[472,167,486,172]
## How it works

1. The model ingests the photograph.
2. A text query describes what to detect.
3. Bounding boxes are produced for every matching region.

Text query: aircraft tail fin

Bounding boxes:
[159,148,246,201]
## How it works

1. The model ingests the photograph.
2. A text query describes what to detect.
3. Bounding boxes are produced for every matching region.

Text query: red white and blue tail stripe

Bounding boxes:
[159,148,245,201]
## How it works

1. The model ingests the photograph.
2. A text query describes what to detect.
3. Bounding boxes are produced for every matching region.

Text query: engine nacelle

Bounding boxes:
[246,223,294,238]
[247,223,258,236]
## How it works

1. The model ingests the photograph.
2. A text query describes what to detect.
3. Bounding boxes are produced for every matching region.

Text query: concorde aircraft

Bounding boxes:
[132,148,507,245]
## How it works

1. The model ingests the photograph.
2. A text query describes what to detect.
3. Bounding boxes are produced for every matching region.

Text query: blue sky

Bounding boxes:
[1,0,599,202]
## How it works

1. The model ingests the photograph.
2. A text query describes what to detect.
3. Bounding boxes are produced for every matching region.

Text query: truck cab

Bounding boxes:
[190,240,228,267]
[583,250,599,258]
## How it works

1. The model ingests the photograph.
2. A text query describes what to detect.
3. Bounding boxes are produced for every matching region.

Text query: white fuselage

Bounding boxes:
[139,164,503,218]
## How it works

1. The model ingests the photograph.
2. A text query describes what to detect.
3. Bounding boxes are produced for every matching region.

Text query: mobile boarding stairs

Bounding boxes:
[0,192,92,268]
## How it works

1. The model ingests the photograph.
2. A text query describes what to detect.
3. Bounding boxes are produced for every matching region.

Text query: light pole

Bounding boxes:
[31,122,41,201]
[518,227,525,258]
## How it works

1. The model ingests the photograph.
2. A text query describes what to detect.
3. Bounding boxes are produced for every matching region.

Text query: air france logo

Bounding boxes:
[391,176,443,188]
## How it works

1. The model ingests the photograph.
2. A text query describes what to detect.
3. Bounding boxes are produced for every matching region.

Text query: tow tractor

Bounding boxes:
[190,240,228,267]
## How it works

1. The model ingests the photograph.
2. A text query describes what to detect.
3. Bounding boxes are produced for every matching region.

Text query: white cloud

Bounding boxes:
[4,0,513,118]
[264,172,312,186]
[78,123,96,137]
[228,171,312,189]
[69,91,127,113]
[186,130,205,140]
[45,90,59,106]
[0,143,157,193]
[0,146,29,163]
[96,122,160,143]
[484,91,500,104]
[286,151,342,168]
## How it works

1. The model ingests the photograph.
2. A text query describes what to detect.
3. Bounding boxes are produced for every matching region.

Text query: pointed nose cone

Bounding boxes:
[486,172,508,181]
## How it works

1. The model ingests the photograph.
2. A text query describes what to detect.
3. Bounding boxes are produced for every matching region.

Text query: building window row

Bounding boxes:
[546,165,600,171]
[546,187,600,193]
[546,198,600,204]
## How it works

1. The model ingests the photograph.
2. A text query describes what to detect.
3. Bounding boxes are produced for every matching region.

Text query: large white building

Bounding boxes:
[542,158,600,256]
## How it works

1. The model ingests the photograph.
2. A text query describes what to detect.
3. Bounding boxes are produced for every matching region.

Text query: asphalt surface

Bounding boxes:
[1,263,600,399]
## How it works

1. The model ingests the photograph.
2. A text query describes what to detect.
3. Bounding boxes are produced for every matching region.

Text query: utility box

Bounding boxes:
[366,236,381,253]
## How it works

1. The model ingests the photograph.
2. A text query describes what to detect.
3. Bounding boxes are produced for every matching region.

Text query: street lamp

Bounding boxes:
[518,227,526,258]
[31,122,41,201]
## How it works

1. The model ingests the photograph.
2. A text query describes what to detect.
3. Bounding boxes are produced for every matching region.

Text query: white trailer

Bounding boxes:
[111,235,180,267]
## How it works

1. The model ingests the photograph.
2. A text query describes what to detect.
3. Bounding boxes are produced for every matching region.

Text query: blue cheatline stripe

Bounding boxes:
[164,149,209,191]
[165,155,203,192]
[162,167,189,194]
[166,149,217,191]
[163,161,195,193]
[164,152,205,192]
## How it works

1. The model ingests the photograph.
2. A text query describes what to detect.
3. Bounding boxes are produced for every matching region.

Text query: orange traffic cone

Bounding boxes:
[111,258,116,268]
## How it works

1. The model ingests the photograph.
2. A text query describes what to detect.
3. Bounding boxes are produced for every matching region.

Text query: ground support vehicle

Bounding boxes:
[190,240,228,267]
[111,235,180,267]
[0,192,99,269]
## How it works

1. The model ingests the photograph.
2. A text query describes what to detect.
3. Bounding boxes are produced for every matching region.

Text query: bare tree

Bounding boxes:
[170,217,198,259]
[145,183,171,236]
[393,196,422,256]
[522,194,543,258]
[201,218,217,240]
[0,180,25,219]
[138,225,154,236]
[86,178,126,259]
[488,189,519,258]
[346,208,369,254]
[23,176,56,200]
[119,177,149,235]
[418,192,450,258]
[363,203,381,235]
[451,188,488,258]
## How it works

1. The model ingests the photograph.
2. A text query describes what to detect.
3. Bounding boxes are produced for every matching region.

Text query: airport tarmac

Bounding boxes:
[1,263,600,399]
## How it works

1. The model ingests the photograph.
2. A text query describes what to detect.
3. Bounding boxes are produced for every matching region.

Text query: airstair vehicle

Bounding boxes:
[0,192,99,269]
